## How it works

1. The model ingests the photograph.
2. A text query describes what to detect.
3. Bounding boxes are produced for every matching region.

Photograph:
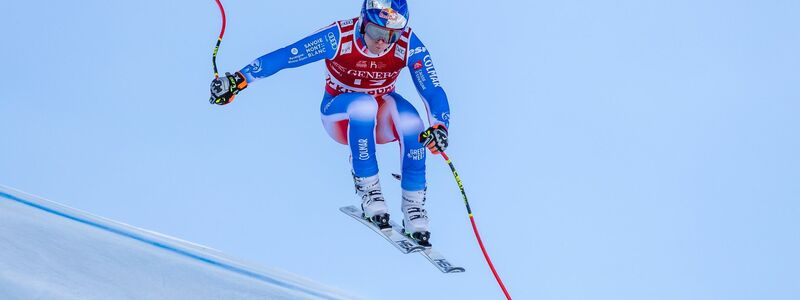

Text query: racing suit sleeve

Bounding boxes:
[406,32,451,129]
[239,23,341,83]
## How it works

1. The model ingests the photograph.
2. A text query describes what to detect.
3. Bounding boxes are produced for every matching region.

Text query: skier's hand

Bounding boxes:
[419,124,448,154]
[209,72,248,105]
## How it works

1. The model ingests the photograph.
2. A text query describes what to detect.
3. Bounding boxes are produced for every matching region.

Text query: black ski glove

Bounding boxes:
[209,71,248,105]
[419,124,448,154]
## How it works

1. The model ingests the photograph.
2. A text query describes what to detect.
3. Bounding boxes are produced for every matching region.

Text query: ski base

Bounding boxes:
[340,205,424,254]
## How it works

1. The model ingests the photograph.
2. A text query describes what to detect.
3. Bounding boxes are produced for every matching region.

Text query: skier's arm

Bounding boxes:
[239,23,341,83]
[406,32,450,129]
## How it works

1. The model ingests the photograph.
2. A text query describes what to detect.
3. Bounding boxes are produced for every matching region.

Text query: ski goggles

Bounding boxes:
[363,22,403,43]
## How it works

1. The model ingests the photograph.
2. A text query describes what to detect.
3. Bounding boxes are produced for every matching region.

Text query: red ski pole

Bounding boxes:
[440,151,512,300]
[212,0,227,78]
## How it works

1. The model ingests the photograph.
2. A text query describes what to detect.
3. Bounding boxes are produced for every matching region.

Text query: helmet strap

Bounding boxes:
[356,19,367,46]
[359,18,367,35]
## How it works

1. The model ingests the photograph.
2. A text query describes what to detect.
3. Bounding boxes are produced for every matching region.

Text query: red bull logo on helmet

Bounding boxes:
[379,8,398,21]
[365,0,408,29]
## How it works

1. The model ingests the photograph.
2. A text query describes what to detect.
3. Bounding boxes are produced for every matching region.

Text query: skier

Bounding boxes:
[209,0,449,246]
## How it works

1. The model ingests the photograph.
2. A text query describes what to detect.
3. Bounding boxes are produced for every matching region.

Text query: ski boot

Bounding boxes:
[401,188,432,247]
[353,173,391,230]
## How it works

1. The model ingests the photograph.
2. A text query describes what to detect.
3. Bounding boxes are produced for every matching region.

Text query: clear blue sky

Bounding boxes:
[2,1,799,299]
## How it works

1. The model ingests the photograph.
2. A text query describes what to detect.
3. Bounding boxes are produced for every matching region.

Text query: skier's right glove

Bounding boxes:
[209,72,248,105]
[419,124,448,155]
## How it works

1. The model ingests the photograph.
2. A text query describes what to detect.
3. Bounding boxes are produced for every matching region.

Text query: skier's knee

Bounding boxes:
[347,94,378,121]
[397,113,425,137]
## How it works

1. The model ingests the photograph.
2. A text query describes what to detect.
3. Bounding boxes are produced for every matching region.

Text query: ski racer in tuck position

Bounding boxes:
[209,0,450,246]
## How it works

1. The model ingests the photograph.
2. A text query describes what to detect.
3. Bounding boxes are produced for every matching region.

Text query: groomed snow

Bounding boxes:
[0,185,360,300]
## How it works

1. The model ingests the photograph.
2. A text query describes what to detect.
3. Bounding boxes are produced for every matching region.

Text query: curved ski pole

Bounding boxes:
[212,0,227,78]
[439,151,512,300]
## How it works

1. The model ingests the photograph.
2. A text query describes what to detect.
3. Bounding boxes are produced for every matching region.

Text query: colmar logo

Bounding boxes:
[358,139,370,160]
[423,55,441,87]
[413,60,423,70]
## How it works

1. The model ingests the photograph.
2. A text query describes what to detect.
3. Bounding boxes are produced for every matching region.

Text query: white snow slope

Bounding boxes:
[0,185,360,300]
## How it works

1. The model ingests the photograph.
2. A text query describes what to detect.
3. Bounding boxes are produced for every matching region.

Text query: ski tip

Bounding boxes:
[339,205,359,214]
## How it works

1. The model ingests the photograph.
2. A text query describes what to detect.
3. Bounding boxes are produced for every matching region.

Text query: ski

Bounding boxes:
[340,205,465,273]
[388,173,466,273]
[390,225,466,273]
[340,205,425,254]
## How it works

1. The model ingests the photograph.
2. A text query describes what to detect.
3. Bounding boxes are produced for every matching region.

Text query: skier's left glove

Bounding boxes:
[209,72,248,105]
[419,124,448,154]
